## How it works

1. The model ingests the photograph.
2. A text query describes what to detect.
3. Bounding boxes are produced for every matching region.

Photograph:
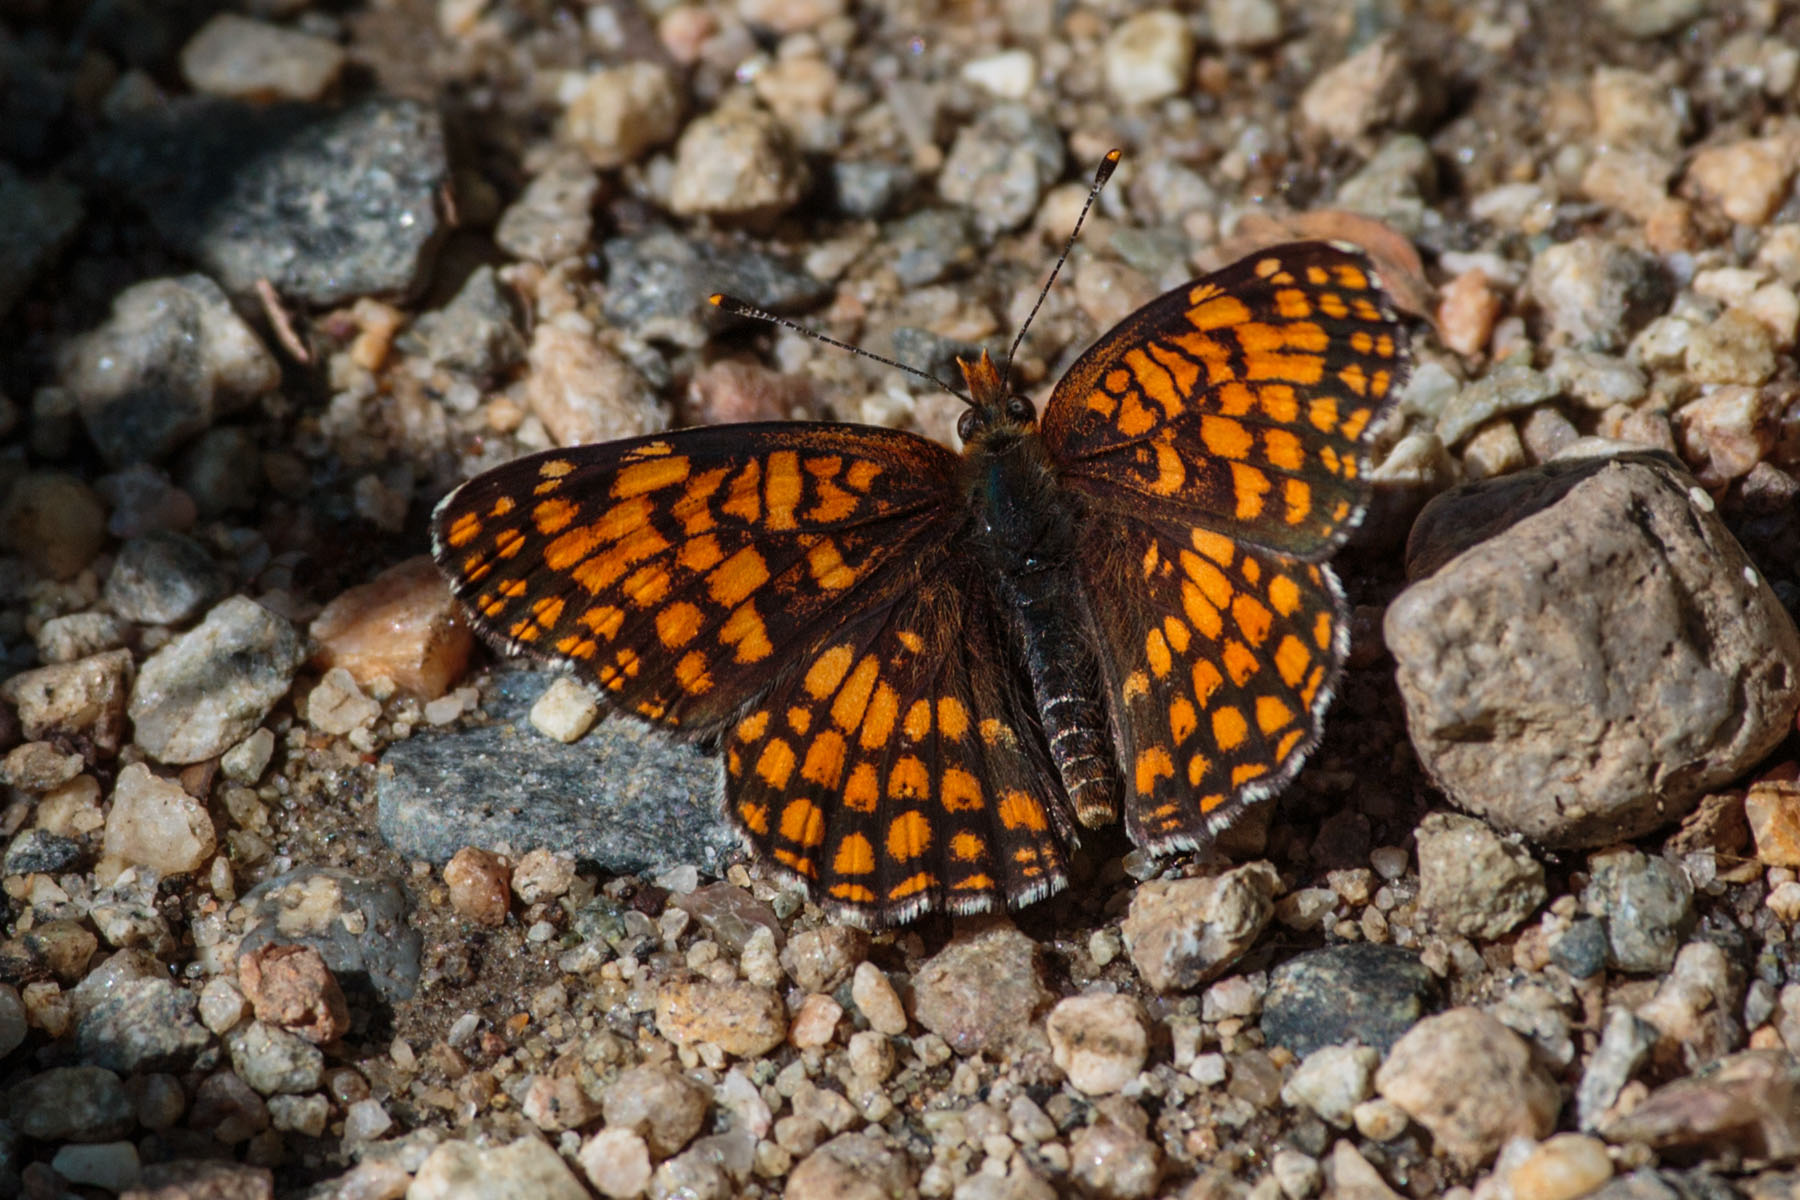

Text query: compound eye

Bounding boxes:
[956,410,977,441]
[1006,395,1034,421]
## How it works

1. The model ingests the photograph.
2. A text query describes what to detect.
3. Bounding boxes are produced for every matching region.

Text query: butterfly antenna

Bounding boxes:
[708,294,970,404]
[1000,148,1122,391]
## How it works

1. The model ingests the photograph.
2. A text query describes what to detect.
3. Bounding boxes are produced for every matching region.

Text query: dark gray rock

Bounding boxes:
[85,97,448,306]
[829,159,917,218]
[603,229,831,335]
[0,164,83,321]
[1550,917,1610,980]
[103,531,230,625]
[7,1066,133,1142]
[1582,847,1695,974]
[1262,943,1441,1057]
[1526,236,1671,352]
[886,208,977,287]
[4,828,83,875]
[415,265,525,383]
[936,103,1065,236]
[237,867,422,1004]
[1388,454,1800,848]
[75,977,211,1073]
[376,670,738,879]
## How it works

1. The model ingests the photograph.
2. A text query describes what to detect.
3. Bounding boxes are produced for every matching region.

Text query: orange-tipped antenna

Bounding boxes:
[708,294,970,404]
[1000,148,1122,391]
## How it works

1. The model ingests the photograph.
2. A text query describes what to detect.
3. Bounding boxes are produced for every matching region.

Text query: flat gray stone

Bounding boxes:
[237,867,422,1005]
[376,671,738,879]
[1388,453,1800,848]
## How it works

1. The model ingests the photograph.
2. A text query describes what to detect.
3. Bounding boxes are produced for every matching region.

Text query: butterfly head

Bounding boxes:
[955,348,1037,444]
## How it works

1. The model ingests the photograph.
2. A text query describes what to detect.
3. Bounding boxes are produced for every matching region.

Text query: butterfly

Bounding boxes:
[432,236,1407,928]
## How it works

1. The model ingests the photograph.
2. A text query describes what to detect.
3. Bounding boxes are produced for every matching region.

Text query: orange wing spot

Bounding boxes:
[787,705,812,734]
[1141,540,1162,579]
[805,644,855,700]
[1149,340,1201,398]
[708,547,770,609]
[941,768,983,812]
[1232,762,1269,786]
[831,654,881,732]
[1339,363,1369,396]
[1263,428,1304,472]
[1233,593,1274,646]
[763,451,802,530]
[1190,529,1237,566]
[833,833,876,877]
[1256,695,1294,733]
[1183,551,1234,609]
[1200,414,1253,461]
[738,800,769,834]
[554,635,596,660]
[1352,297,1383,321]
[530,596,564,627]
[612,456,690,499]
[845,762,879,813]
[1335,263,1371,289]
[951,873,995,892]
[806,479,859,524]
[1163,615,1192,653]
[1105,367,1132,393]
[777,797,822,847]
[897,630,924,654]
[807,539,857,590]
[1190,294,1253,332]
[998,789,1049,831]
[1340,405,1374,441]
[1307,395,1340,432]
[493,528,527,559]
[979,718,1013,747]
[1317,291,1350,319]
[1123,670,1151,701]
[655,601,704,649]
[538,459,574,479]
[1267,573,1302,617]
[1301,663,1327,705]
[1275,727,1307,760]
[720,459,763,522]
[950,832,986,863]
[498,578,529,599]
[888,755,930,800]
[1135,746,1175,796]
[1370,369,1392,398]
[1223,639,1259,685]
[830,882,876,903]
[532,497,578,535]
[1193,657,1224,707]
[1124,347,1182,418]
[735,709,769,743]
[1313,609,1336,651]
[444,512,482,548]
[1284,477,1313,525]
[1212,706,1249,752]
[903,700,932,742]
[677,533,724,573]
[772,848,816,878]
[888,872,936,901]
[675,650,712,694]
[1304,265,1330,285]
[1148,440,1186,495]
[478,596,506,619]
[844,459,882,492]
[1275,287,1313,319]
[623,440,674,459]
[934,696,970,740]
[1085,389,1118,418]
[671,467,728,535]
[1351,330,1374,354]
[624,564,670,608]
[1187,753,1210,786]
[758,739,798,790]
[1258,383,1299,424]
[720,602,773,662]
[1116,392,1157,437]
[860,683,900,750]
[1274,635,1311,687]
[1199,792,1228,813]
[600,647,639,688]
[1230,461,1271,521]
[1170,698,1198,745]
[887,810,932,861]
[804,455,841,480]
[1173,331,1236,384]
[1376,333,1396,358]
[1146,628,1173,678]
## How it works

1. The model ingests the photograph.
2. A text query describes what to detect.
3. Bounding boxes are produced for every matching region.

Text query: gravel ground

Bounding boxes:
[4,1,1800,1198]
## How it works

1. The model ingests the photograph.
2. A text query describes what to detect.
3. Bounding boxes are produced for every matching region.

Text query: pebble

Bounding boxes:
[580,1128,652,1198]
[520,1072,600,1133]
[527,322,667,445]
[7,1066,133,1141]
[668,98,808,220]
[1329,1140,1403,1198]
[602,228,828,335]
[510,848,576,905]
[0,741,79,794]
[0,984,25,1058]
[179,13,346,101]
[1262,943,1440,1057]
[237,943,349,1044]
[1270,1148,1321,1200]
[1527,237,1670,352]
[344,1097,393,1141]
[1336,133,1437,235]
[1745,780,1800,866]
[0,472,107,580]
[1602,0,1703,37]
[1686,136,1796,226]
[1046,994,1148,1096]
[1281,1043,1380,1128]
[1388,457,1800,848]
[95,96,446,307]
[1101,10,1194,106]
[101,762,217,875]
[75,967,211,1074]
[1581,847,1694,974]
[1298,33,1442,141]
[674,881,782,955]
[56,273,278,466]
[268,1093,329,1137]
[1634,939,1744,1067]
[790,993,843,1048]
[1415,812,1547,938]
[1460,418,1523,478]
[1375,1008,1560,1167]
[50,1141,141,1192]
[687,357,816,424]
[0,163,83,322]
[963,49,1037,100]
[411,1137,590,1200]
[847,1029,895,1082]
[937,103,1064,236]
[237,867,423,1005]
[1599,1049,1800,1159]
[656,977,786,1057]
[913,924,1050,1056]
[1435,361,1558,447]
[1068,1110,1161,1200]
[221,727,276,783]
[1,649,132,754]
[786,1132,912,1200]
[35,611,126,664]
[1207,0,1283,48]
[850,960,907,1035]
[309,556,475,700]
[104,531,230,625]
[1549,917,1610,980]
[1120,863,1280,992]
[199,976,249,1035]
[128,596,305,764]
[1437,268,1504,357]
[444,847,511,927]
[563,63,682,169]
[307,666,381,736]
[1504,1133,1614,1200]
[528,677,599,743]
[1682,310,1778,386]
[226,1020,325,1094]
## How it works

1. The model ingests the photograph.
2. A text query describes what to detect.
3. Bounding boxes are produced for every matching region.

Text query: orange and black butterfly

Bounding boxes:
[432,210,1407,927]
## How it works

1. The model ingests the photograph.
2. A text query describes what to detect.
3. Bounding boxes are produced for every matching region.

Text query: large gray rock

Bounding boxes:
[1387,453,1800,848]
